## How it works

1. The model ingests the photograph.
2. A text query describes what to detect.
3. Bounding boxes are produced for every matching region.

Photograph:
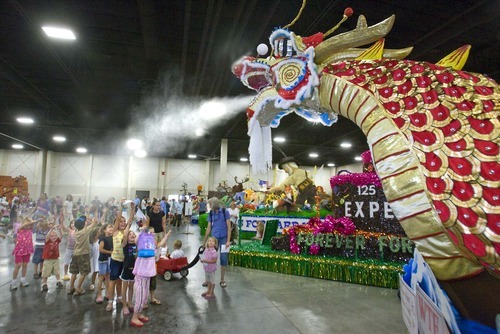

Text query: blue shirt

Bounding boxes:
[160,200,167,214]
[208,209,228,239]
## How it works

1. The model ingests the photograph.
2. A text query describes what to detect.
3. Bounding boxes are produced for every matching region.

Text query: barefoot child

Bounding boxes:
[200,237,218,299]
[33,218,52,279]
[40,227,63,291]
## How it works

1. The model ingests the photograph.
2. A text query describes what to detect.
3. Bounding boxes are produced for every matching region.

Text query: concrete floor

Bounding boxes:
[0,224,407,333]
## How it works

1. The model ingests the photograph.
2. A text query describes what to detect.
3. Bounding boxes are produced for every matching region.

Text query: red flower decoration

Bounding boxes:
[378,86,393,99]
[344,7,353,17]
[413,131,437,146]
[440,119,462,137]
[416,76,432,88]
[486,214,500,234]
[421,89,438,105]
[445,139,467,152]
[483,187,500,206]
[474,86,493,96]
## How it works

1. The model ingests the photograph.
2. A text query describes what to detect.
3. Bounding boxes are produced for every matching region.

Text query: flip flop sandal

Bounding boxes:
[220,281,227,288]
[138,316,150,323]
[204,295,215,299]
[201,292,208,297]
[95,297,104,304]
[150,299,161,305]
[202,282,208,287]
[130,320,144,328]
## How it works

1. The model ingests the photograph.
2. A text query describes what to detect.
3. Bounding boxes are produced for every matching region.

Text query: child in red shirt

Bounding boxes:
[41,227,63,291]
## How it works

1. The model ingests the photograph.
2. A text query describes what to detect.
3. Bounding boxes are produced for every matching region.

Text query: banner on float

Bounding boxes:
[416,285,450,334]
[240,215,310,233]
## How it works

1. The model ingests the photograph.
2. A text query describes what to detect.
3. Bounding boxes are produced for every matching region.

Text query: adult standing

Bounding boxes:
[144,199,167,244]
[63,194,74,227]
[203,197,231,288]
[227,201,240,244]
[198,198,207,215]
[170,199,182,227]
[140,197,148,213]
[33,193,51,219]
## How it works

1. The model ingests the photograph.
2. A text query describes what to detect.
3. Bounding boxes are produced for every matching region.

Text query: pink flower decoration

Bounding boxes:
[309,243,320,255]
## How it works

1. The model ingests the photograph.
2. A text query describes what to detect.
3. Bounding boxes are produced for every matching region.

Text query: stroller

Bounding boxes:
[157,245,205,281]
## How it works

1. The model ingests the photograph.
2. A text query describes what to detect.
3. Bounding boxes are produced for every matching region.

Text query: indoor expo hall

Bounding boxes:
[0,223,406,334]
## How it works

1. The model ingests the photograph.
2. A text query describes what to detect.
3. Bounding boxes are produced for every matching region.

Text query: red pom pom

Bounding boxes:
[344,7,353,17]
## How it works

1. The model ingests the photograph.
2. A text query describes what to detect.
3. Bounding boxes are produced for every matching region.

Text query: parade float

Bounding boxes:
[229,1,499,331]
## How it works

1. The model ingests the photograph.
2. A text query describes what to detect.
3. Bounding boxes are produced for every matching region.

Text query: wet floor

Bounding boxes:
[0,224,406,333]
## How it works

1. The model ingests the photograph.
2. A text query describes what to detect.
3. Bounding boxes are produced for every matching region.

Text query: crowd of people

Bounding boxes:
[1,192,234,328]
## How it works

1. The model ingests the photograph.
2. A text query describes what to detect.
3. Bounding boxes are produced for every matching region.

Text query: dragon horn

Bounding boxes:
[283,0,307,29]
[324,7,354,38]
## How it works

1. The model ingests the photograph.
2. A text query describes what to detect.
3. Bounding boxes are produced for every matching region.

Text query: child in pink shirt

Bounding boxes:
[11,217,36,290]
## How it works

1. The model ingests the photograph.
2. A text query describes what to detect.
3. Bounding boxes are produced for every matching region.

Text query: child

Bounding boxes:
[170,240,184,259]
[33,218,52,279]
[40,227,63,291]
[130,227,170,328]
[200,237,218,299]
[107,203,133,312]
[11,217,36,290]
[61,219,76,280]
[89,224,101,291]
[97,223,113,305]
[67,215,98,296]
[120,219,137,315]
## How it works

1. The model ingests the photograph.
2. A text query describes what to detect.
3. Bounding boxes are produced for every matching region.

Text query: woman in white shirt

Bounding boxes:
[63,194,74,226]
[227,201,240,244]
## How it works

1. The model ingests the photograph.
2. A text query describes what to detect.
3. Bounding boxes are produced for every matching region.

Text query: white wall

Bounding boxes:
[0,149,362,201]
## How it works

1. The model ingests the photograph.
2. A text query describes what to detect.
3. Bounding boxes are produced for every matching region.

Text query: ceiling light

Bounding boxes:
[12,144,23,149]
[309,153,319,158]
[16,117,34,124]
[340,142,352,148]
[188,154,197,159]
[53,136,66,142]
[76,147,87,153]
[127,138,143,150]
[195,128,205,137]
[134,149,147,158]
[355,156,362,161]
[327,163,335,167]
[42,26,76,40]
[240,157,248,162]
[273,137,286,143]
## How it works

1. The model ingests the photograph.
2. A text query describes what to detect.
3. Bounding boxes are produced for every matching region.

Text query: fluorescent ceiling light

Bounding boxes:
[340,142,352,148]
[16,117,34,124]
[327,163,335,167]
[273,137,286,143]
[53,136,66,142]
[188,154,197,159]
[240,157,248,162]
[134,149,147,158]
[42,26,76,40]
[12,144,24,149]
[195,128,204,137]
[309,153,319,158]
[76,147,87,153]
[355,156,362,161]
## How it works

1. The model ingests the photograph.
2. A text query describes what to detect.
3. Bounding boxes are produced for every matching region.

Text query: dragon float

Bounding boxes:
[232,3,499,328]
